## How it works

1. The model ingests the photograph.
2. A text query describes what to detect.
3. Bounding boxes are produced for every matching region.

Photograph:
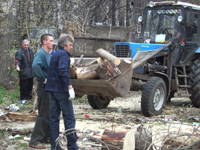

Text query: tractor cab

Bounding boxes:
[138,1,200,45]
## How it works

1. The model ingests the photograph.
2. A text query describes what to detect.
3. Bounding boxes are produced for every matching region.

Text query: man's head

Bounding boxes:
[57,34,74,53]
[22,39,30,50]
[40,34,54,51]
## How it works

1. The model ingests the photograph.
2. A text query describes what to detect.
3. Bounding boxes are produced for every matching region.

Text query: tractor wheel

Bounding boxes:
[141,77,167,117]
[188,58,200,108]
[87,95,111,109]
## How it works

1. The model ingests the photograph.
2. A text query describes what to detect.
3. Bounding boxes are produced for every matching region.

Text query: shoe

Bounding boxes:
[51,147,65,150]
[29,142,46,149]
[20,100,28,104]
[42,138,50,143]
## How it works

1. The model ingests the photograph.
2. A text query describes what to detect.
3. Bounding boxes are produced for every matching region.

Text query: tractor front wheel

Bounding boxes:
[141,77,167,117]
[87,95,111,109]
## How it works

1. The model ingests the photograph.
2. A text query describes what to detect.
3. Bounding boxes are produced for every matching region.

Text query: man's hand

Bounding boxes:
[43,79,47,84]
[16,65,20,71]
[69,88,75,100]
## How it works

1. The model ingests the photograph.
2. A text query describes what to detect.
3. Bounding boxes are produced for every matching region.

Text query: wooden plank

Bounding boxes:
[6,112,37,121]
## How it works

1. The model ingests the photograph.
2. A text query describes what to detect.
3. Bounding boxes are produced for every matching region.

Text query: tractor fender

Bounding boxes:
[154,72,170,100]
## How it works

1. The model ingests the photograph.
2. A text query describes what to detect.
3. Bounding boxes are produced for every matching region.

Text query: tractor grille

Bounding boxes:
[115,45,130,57]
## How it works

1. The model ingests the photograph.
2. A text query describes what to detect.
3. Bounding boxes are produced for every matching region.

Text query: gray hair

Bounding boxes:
[57,34,74,48]
[22,39,29,45]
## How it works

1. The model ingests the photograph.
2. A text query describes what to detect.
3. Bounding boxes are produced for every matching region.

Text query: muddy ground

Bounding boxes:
[0,91,200,150]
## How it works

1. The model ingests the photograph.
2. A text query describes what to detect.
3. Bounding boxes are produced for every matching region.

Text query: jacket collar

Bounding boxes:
[21,46,29,51]
[58,48,70,56]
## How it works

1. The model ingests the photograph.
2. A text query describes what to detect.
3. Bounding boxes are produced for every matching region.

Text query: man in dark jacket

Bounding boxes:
[45,34,78,150]
[15,39,34,101]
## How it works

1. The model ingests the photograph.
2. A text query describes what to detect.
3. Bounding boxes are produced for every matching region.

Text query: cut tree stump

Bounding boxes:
[96,48,121,65]
[101,126,128,150]
[95,60,121,80]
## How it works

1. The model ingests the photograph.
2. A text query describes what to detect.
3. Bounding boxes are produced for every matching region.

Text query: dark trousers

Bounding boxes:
[49,92,78,150]
[20,77,33,100]
[29,84,50,145]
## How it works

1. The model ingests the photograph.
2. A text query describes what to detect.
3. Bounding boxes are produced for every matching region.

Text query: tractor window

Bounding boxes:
[143,9,181,43]
[186,11,198,42]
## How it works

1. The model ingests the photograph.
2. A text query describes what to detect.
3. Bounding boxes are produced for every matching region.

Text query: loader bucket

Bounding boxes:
[71,60,133,100]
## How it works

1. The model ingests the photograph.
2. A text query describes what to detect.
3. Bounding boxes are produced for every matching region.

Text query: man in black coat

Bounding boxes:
[15,39,34,101]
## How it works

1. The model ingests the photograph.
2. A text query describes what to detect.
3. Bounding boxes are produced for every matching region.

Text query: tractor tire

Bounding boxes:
[188,58,200,108]
[141,77,167,117]
[87,95,111,109]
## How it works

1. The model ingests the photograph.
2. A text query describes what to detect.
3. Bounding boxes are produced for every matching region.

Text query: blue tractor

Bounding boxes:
[71,1,200,117]
[114,1,200,116]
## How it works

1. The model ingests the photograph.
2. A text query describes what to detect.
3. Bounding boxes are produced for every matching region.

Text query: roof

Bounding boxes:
[176,1,200,10]
[149,1,200,11]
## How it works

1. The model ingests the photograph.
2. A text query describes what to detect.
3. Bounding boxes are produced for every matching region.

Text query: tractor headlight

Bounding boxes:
[138,16,143,23]
[149,1,155,7]
[178,16,183,22]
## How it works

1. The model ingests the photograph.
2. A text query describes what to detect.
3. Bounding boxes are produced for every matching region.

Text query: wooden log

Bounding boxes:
[84,57,105,66]
[76,63,100,79]
[6,112,37,121]
[95,60,121,80]
[123,128,135,150]
[96,48,121,65]
[117,59,132,72]
[101,126,128,150]
[70,65,77,79]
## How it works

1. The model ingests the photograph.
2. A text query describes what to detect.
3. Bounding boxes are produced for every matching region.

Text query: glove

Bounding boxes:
[69,88,75,100]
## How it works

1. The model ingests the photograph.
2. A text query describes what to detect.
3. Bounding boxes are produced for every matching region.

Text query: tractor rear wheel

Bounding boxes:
[188,58,200,108]
[87,95,111,109]
[141,77,167,117]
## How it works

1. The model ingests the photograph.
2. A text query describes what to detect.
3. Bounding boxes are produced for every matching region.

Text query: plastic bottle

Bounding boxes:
[20,100,27,104]
[9,104,20,112]
[118,107,123,116]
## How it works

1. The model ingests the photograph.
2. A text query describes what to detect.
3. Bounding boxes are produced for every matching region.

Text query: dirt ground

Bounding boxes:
[0,91,200,150]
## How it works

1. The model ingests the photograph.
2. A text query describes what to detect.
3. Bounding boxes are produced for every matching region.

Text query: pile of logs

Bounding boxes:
[70,48,131,80]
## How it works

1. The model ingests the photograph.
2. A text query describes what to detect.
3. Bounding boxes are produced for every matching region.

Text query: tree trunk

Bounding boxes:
[112,0,116,26]
[126,0,130,27]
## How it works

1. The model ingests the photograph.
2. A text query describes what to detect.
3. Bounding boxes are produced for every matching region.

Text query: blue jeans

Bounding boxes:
[49,92,78,150]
